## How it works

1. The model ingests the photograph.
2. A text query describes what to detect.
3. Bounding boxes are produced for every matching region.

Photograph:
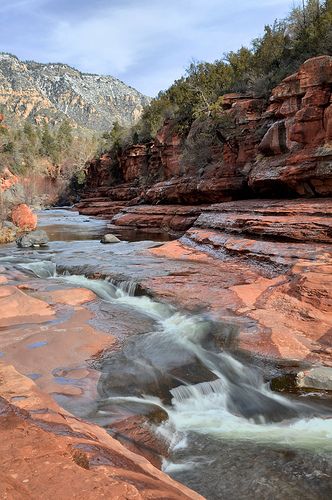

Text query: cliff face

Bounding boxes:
[0,53,150,130]
[81,56,332,205]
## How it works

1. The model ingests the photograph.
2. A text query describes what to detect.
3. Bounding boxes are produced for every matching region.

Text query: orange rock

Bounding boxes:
[0,365,201,500]
[145,198,332,365]
[43,287,96,306]
[0,285,54,327]
[298,55,332,90]
[11,204,37,231]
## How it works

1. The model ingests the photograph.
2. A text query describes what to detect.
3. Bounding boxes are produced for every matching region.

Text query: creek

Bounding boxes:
[1,209,332,499]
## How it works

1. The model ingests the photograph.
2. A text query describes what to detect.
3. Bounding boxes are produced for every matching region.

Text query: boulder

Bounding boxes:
[100,233,120,244]
[297,367,332,391]
[11,204,37,231]
[16,229,49,248]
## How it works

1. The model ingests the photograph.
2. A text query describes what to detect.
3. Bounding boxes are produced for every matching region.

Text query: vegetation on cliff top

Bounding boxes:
[104,0,332,149]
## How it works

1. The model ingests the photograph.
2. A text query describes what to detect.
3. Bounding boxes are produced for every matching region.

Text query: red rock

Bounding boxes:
[278,96,301,117]
[0,285,55,327]
[324,104,332,141]
[112,205,203,233]
[121,144,148,182]
[75,199,129,218]
[78,56,332,223]
[110,415,169,469]
[302,87,330,107]
[269,72,301,103]
[11,204,37,231]
[195,199,332,243]
[298,55,332,90]
[43,288,96,306]
[144,198,332,365]
[0,365,201,500]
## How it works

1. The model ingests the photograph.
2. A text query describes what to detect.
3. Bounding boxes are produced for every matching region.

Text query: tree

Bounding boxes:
[40,123,57,162]
[56,120,73,153]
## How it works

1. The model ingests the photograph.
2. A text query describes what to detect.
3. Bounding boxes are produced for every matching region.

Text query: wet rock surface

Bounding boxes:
[297,367,332,391]
[100,233,121,244]
[169,433,332,500]
[145,198,332,365]
[0,365,200,500]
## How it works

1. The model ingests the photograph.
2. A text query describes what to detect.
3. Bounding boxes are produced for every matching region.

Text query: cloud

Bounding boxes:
[0,0,295,95]
[51,2,217,72]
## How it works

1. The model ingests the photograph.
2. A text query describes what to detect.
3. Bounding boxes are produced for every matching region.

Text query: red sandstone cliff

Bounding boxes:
[79,56,332,213]
[76,56,332,237]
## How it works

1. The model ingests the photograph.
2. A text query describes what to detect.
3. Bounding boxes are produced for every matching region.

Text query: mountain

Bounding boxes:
[0,53,150,131]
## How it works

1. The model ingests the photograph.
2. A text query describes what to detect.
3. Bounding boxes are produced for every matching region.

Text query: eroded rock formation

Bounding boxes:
[78,56,332,230]
[144,198,332,365]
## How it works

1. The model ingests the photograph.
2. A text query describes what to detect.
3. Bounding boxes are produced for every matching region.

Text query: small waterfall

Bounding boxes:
[17,261,57,278]
[170,379,227,401]
[112,279,138,296]
[62,274,120,301]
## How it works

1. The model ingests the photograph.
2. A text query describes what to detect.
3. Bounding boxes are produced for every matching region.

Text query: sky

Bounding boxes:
[0,0,294,96]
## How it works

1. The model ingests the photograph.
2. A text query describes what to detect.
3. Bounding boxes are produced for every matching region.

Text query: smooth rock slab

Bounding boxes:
[0,365,202,500]
[297,367,332,391]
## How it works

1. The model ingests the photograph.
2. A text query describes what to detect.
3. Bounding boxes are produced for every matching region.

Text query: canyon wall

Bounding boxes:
[80,56,332,216]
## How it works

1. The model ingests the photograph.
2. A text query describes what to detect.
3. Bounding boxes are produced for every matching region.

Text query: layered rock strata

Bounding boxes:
[0,270,201,499]
[143,198,332,365]
[78,56,332,229]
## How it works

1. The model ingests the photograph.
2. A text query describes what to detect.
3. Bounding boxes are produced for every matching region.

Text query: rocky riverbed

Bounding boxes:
[0,208,331,499]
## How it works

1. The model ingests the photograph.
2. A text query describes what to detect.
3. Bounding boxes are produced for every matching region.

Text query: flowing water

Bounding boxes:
[1,209,332,499]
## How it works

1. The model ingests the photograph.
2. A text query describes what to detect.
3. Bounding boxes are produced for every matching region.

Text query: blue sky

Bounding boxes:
[0,0,294,96]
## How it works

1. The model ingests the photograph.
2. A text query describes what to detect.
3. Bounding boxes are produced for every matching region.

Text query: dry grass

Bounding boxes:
[0,226,16,244]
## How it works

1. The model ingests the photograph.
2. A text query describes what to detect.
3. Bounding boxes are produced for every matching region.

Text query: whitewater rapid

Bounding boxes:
[19,259,332,457]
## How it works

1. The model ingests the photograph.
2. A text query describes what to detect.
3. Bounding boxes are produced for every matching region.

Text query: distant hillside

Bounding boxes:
[0,53,150,131]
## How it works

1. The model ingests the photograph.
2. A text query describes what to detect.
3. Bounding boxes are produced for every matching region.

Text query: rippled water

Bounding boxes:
[3,209,332,499]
